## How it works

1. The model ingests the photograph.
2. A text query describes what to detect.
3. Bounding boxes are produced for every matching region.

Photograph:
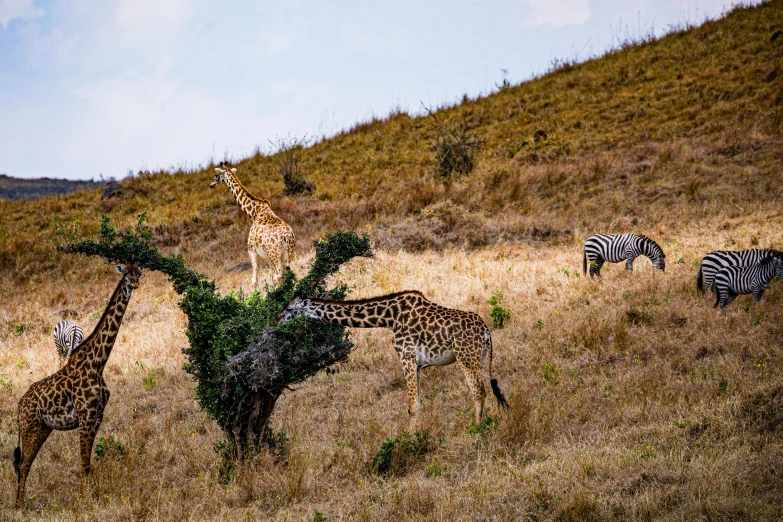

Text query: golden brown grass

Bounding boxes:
[2,2,783,520]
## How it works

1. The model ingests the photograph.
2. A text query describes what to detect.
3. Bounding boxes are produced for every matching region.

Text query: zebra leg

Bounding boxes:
[625,257,635,271]
[753,287,766,304]
[590,257,605,278]
[722,291,738,309]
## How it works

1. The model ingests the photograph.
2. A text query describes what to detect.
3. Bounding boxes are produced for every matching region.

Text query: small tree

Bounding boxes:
[271,135,316,196]
[421,104,482,183]
[62,214,372,458]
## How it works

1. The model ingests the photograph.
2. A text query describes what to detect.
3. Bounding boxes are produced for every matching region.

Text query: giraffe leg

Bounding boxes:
[248,247,259,290]
[15,416,52,510]
[399,354,420,431]
[459,360,486,424]
[78,417,100,498]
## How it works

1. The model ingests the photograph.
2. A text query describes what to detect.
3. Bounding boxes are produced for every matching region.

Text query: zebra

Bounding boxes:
[582,233,665,278]
[712,254,783,308]
[696,248,780,294]
[53,320,84,359]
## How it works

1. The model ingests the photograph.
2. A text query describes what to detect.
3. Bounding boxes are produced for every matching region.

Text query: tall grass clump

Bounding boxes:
[423,106,482,182]
[61,214,372,458]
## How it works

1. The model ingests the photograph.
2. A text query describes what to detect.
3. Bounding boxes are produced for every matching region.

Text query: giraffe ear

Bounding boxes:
[231,168,237,173]
[214,167,224,174]
[115,265,126,275]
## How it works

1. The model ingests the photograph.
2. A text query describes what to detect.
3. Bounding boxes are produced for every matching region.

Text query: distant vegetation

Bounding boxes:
[0,174,100,201]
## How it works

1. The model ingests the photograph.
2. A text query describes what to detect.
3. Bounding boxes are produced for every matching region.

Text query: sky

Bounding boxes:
[0,0,758,180]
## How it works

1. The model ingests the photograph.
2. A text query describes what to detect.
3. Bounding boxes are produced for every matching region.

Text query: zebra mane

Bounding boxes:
[637,234,665,257]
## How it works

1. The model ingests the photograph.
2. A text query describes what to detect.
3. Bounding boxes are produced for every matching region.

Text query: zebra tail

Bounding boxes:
[697,267,704,294]
[13,445,21,482]
[583,249,587,275]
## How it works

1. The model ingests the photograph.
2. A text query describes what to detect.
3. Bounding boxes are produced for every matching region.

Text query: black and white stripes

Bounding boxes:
[697,248,780,293]
[712,254,783,308]
[53,320,84,359]
[582,233,665,278]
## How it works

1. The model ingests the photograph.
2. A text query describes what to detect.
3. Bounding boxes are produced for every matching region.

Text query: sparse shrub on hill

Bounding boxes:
[60,214,372,459]
[422,105,482,182]
[272,135,316,196]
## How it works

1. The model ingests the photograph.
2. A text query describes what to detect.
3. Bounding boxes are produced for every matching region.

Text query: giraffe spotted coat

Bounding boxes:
[210,163,295,288]
[13,264,141,510]
[279,291,509,428]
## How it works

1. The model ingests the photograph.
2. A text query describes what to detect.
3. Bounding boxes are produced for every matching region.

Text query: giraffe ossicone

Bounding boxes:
[210,164,295,288]
[279,290,509,429]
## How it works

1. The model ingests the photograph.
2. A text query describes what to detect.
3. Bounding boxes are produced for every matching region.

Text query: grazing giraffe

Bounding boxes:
[210,162,295,288]
[279,291,509,428]
[13,264,141,510]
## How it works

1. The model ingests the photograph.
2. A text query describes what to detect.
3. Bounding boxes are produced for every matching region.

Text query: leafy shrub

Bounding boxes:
[422,106,482,182]
[62,214,372,459]
[371,430,433,476]
[487,290,511,329]
[94,435,126,460]
[272,135,315,196]
[466,415,498,437]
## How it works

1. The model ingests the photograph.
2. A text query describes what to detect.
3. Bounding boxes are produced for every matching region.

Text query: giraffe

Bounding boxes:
[13,263,142,510]
[278,290,509,428]
[210,162,295,288]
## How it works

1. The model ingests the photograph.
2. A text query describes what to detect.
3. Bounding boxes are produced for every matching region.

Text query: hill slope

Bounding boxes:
[1,3,782,520]
[0,174,101,202]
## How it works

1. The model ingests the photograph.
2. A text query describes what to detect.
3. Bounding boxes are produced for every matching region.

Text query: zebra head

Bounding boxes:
[210,161,237,189]
[54,320,84,359]
[638,235,665,272]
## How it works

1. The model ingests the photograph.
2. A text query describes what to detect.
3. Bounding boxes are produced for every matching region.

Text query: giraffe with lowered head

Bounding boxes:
[13,263,142,510]
[279,290,509,428]
[210,162,295,288]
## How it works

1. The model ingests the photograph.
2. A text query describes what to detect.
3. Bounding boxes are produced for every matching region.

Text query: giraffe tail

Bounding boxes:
[13,445,21,482]
[484,330,509,411]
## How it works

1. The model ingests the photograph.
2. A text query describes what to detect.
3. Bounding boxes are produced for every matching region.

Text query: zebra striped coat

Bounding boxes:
[582,234,665,278]
[53,320,84,359]
[712,255,783,308]
[697,248,780,293]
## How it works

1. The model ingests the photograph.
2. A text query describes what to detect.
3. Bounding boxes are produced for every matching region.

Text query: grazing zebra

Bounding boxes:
[712,254,783,308]
[582,233,665,278]
[53,320,84,359]
[697,248,780,293]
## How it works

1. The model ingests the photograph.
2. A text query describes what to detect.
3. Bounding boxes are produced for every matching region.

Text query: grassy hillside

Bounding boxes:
[1,2,783,520]
[0,175,101,202]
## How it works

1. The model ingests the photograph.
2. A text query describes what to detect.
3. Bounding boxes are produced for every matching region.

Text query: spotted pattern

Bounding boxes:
[14,264,141,510]
[279,291,508,428]
[210,164,295,288]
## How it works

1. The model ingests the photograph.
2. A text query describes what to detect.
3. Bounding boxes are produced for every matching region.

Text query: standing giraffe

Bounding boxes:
[13,264,141,510]
[210,162,295,288]
[278,291,509,428]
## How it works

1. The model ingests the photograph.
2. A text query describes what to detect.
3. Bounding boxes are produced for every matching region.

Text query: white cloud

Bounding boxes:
[525,0,591,28]
[0,0,44,28]
[113,0,193,47]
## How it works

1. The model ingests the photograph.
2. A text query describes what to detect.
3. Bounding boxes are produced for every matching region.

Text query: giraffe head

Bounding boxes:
[278,295,313,324]
[210,161,237,189]
[115,263,142,297]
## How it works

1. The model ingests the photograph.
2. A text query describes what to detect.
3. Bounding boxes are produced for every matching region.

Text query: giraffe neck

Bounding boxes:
[223,171,273,220]
[305,295,413,329]
[68,276,132,373]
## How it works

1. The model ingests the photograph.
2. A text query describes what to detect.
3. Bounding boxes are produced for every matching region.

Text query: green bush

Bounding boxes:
[62,214,372,458]
[487,290,511,329]
[371,430,433,476]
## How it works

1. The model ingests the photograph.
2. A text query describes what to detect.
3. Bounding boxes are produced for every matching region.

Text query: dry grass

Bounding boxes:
[1,2,783,520]
[1,224,782,520]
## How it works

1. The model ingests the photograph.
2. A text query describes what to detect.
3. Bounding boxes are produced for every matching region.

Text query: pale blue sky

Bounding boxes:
[0,0,754,180]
